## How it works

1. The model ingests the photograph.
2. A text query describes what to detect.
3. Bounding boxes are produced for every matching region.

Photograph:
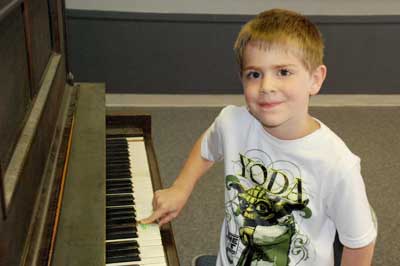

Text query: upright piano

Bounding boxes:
[0,83,179,266]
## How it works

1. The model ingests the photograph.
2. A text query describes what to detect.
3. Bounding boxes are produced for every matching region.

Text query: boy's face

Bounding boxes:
[241,41,326,140]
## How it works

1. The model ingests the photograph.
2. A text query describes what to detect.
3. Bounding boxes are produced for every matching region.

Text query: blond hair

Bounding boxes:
[234,9,324,72]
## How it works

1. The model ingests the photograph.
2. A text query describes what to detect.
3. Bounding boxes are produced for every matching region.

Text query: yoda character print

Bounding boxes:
[224,149,313,266]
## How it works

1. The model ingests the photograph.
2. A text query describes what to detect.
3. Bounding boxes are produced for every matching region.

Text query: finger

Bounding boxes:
[158,211,177,226]
[140,209,165,224]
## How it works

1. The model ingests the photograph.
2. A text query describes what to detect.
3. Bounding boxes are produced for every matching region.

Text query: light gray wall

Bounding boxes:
[65,0,400,15]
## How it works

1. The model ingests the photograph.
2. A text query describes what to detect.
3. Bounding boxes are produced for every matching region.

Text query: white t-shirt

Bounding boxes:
[201,105,377,266]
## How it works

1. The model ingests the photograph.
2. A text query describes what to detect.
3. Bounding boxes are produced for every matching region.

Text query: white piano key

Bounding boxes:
[138,245,165,258]
[106,237,163,246]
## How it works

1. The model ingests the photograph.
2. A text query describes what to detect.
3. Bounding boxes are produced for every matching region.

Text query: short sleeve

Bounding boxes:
[201,109,225,162]
[325,157,377,248]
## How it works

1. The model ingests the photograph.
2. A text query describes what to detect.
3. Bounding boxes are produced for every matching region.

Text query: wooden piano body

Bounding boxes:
[1,1,179,265]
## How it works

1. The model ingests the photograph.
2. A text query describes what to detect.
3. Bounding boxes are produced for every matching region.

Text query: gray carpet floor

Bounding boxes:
[116,106,400,266]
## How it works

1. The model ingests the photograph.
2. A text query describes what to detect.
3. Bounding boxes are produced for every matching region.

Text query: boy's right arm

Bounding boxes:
[140,133,214,226]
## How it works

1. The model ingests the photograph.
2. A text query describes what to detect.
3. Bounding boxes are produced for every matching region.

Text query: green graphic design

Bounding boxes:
[226,152,312,266]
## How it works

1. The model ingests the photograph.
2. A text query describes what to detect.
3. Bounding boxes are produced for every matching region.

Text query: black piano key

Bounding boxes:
[107,171,130,178]
[107,147,128,153]
[106,194,135,206]
[107,207,136,216]
[107,179,132,186]
[106,240,139,249]
[107,206,135,212]
[107,184,132,190]
[106,162,130,168]
[106,187,133,194]
[106,182,133,188]
[107,161,130,167]
[106,241,140,261]
[107,211,136,220]
[107,168,131,175]
[106,154,129,160]
[106,223,137,233]
[106,210,136,220]
[107,168,131,174]
[107,216,136,225]
[107,247,139,258]
[107,163,131,172]
[106,151,129,158]
[106,150,129,156]
[107,172,132,179]
[106,144,127,149]
[106,161,130,167]
[106,169,132,176]
[106,254,141,264]
[107,142,127,146]
[107,194,134,200]
[106,146,127,152]
[106,148,129,153]
[106,159,130,165]
[106,222,139,239]
[106,200,134,208]
[107,168,130,174]
[106,230,138,240]
[107,160,130,167]
[106,209,135,217]
[106,145,128,150]
[106,243,141,264]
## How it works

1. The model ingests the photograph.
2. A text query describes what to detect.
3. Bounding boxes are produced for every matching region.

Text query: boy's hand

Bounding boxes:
[140,184,190,226]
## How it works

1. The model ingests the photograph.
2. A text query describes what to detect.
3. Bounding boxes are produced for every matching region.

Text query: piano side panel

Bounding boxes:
[0,6,31,176]
[0,57,67,266]
[0,0,68,264]
[51,84,105,266]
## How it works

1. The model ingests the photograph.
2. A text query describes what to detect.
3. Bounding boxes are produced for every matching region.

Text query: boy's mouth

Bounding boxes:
[258,101,283,109]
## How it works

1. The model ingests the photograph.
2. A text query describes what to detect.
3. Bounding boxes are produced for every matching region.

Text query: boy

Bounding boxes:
[142,9,377,266]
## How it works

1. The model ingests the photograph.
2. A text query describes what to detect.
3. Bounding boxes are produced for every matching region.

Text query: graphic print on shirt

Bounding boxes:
[224,149,313,266]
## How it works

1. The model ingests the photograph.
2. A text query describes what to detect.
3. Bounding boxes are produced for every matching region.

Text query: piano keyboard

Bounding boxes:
[106,137,167,266]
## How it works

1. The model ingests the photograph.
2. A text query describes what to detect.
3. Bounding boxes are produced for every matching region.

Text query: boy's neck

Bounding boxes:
[262,115,321,140]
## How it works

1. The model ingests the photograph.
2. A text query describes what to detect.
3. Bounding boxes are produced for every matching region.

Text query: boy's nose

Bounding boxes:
[260,76,277,94]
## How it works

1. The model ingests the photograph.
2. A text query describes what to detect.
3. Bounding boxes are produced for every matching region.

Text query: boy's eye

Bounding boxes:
[246,71,261,79]
[278,69,291,77]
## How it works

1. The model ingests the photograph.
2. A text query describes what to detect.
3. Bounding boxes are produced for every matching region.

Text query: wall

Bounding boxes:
[65,0,400,15]
[64,1,400,94]
[65,8,400,94]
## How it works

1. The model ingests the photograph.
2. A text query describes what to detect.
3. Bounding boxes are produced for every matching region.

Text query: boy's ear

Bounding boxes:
[310,65,327,95]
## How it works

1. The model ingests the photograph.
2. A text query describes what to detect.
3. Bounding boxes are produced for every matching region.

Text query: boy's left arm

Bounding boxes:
[341,241,375,266]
